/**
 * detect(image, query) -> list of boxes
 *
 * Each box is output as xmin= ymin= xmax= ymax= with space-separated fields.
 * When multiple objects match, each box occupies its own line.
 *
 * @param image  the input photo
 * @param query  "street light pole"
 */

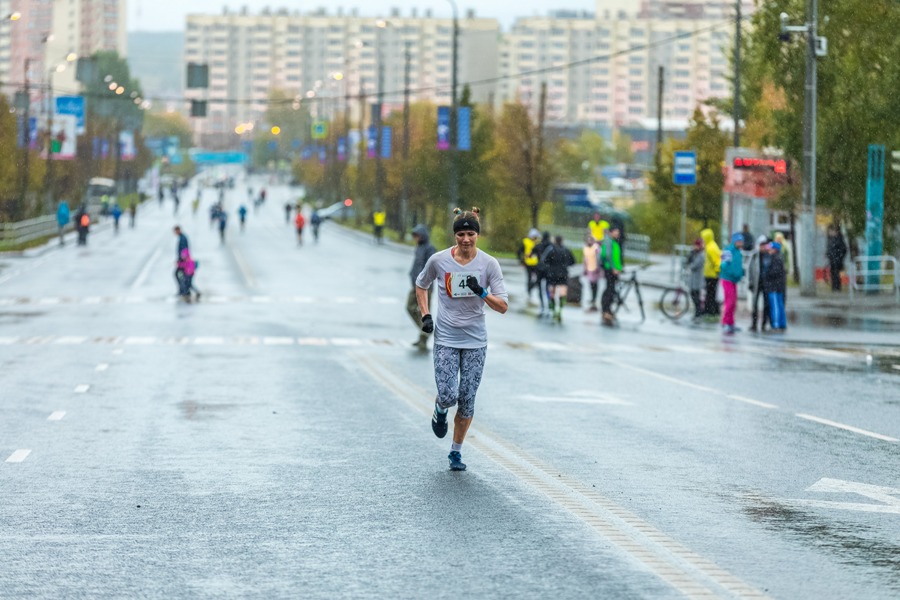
xmin=733 ymin=0 xmax=742 ymax=148
xmin=447 ymin=0 xmax=459 ymax=208
xmin=781 ymin=3 xmax=821 ymax=297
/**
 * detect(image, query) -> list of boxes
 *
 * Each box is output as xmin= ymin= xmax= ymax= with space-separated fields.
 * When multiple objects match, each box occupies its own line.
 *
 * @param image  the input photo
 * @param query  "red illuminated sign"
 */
xmin=733 ymin=157 xmax=788 ymax=174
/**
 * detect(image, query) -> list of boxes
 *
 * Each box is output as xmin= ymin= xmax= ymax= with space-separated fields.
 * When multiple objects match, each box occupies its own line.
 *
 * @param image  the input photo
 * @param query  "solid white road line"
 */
xmin=131 ymin=247 xmax=162 ymax=291
xmin=48 ymin=411 xmax=66 ymax=421
xmin=6 ymin=449 xmax=31 ymax=463
xmin=727 ymin=395 xmax=779 ymax=410
xmin=74 ymin=384 xmax=90 ymax=393
xmin=95 ymin=363 xmax=109 ymax=372
xmin=795 ymin=413 xmax=898 ymax=442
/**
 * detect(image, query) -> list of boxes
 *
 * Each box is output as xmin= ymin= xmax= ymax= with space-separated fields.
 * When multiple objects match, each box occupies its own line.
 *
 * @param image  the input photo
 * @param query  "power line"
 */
xmin=2 ymin=17 xmax=743 ymax=111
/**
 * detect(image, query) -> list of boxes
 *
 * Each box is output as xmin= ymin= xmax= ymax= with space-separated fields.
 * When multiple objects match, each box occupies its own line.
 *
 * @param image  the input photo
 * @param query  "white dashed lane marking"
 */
xmin=5 ymin=450 xmax=32 ymax=463
xmin=795 ymin=413 xmax=899 ymax=443
xmin=48 ymin=411 xmax=66 ymax=421
xmin=95 ymin=363 xmax=109 ymax=372
xmin=74 ymin=385 xmax=90 ymax=394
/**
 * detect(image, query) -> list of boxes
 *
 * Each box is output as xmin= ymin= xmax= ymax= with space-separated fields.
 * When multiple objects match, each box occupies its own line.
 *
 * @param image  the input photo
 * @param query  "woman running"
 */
xmin=415 ymin=208 xmax=508 ymax=471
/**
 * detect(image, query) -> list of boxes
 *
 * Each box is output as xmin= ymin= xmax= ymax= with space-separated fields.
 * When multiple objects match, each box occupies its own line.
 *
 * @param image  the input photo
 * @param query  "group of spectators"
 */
xmin=517 ymin=212 xmax=625 ymax=326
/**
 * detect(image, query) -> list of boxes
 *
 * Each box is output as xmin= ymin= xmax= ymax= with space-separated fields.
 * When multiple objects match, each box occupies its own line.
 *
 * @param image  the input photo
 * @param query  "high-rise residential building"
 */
xmin=183 ymin=7 xmax=499 ymax=148
xmin=498 ymin=6 xmax=751 ymax=129
xmin=3 ymin=0 xmax=127 ymax=99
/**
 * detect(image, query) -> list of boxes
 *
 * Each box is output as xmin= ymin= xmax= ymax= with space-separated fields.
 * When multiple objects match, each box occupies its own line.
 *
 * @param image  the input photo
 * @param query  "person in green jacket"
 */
xmin=600 ymin=225 xmax=623 ymax=327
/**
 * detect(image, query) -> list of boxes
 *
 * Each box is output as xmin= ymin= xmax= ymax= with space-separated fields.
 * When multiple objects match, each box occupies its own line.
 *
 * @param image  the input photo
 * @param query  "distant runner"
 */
xmin=416 ymin=208 xmax=509 ymax=471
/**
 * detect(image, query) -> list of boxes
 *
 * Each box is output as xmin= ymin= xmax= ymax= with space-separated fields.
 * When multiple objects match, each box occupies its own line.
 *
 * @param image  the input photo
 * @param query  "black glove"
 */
xmin=421 ymin=314 xmax=434 ymax=334
xmin=465 ymin=275 xmax=485 ymax=297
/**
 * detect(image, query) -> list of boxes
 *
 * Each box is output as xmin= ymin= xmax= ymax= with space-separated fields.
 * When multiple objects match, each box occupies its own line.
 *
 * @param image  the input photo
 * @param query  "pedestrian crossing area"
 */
xmin=0 ymin=334 xmax=866 ymax=362
xmin=0 ymin=295 xmax=401 ymax=307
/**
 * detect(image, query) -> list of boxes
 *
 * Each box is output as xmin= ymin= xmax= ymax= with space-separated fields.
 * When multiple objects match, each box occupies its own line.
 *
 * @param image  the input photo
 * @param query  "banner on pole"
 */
xmin=437 ymin=106 xmax=451 ymax=150
xmin=119 ymin=130 xmax=136 ymax=161
xmin=367 ymin=126 xmax=377 ymax=158
xmin=55 ymin=96 xmax=86 ymax=134
xmin=319 ymin=146 xmax=327 ymax=164
xmin=381 ymin=127 xmax=392 ymax=159
xmin=337 ymin=137 xmax=347 ymax=162
xmin=457 ymin=107 xmax=471 ymax=151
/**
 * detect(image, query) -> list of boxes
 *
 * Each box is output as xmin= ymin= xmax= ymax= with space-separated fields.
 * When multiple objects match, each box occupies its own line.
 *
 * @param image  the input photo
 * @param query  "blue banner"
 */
xmin=319 ymin=146 xmax=327 ymax=164
xmin=291 ymin=138 xmax=302 ymax=150
xmin=367 ymin=126 xmax=377 ymax=158
xmin=437 ymin=106 xmax=450 ymax=151
xmin=380 ymin=127 xmax=392 ymax=159
xmin=337 ymin=137 xmax=347 ymax=162
xmin=16 ymin=115 xmax=26 ymax=148
xmin=457 ymin=107 xmax=472 ymax=151
xmin=100 ymin=138 xmax=110 ymax=159
xmin=301 ymin=146 xmax=313 ymax=161
xmin=55 ymin=96 xmax=85 ymax=134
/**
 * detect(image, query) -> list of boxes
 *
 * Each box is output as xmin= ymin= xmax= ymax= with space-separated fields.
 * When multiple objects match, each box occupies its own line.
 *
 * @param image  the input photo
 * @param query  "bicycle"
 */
xmin=610 ymin=268 xmax=646 ymax=323
xmin=659 ymin=285 xmax=692 ymax=320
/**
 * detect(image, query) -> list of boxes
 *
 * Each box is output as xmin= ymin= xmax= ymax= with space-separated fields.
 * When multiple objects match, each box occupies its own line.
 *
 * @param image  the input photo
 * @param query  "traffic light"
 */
xmin=186 ymin=63 xmax=209 ymax=89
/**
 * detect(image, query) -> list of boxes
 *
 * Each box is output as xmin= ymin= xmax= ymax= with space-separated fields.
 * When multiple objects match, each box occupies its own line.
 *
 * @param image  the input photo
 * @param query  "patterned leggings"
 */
xmin=433 ymin=344 xmax=487 ymax=419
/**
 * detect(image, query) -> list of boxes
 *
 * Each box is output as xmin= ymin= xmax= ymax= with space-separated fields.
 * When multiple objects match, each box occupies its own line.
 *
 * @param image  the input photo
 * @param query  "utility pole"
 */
xmin=43 ymin=67 xmax=56 ymax=212
xmin=781 ymin=2 xmax=822 ymax=296
xmin=656 ymin=66 xmax=664 ymax=168
xmin=733 ymin=0 xmax=742 ymax=148
xmin=18 ymin=59 xmax=32 ymax=212
xmin=374 ymin=60 xmax=385 ymax=213
xmin=531 ymin=82 xmax=547 ymax=229
xmin=401 ymin=41 xmax=411 ymax=239
xmin=448 ymin=0 xmax=459 ymax=208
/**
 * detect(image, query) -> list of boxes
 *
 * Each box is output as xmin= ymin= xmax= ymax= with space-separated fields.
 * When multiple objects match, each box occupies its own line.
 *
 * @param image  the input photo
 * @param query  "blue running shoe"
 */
xmin=448 ymin=451 xmax=467 ymax=471
xmin=432 ymin=403 xmax=448 ymax=439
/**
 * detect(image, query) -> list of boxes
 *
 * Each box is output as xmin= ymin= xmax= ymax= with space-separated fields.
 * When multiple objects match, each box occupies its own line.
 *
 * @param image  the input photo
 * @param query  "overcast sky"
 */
xmin=128 ymin=0 xmax=597 ymax=31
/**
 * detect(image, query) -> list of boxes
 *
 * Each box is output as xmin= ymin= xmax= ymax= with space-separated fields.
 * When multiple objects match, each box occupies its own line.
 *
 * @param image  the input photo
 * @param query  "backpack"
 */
xmin=80 ymin=214 xmax=90 ymax=227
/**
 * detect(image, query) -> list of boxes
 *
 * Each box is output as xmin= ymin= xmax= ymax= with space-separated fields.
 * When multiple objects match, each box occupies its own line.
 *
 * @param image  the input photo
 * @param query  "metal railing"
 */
xmin=848 ymin=255 xmax=899 ymax=302
xmin=670 ymin=244 xmax=693 ymax=283
xmin=539 ymin=226 xmax=650 ymax=263
xmin=0 ymin=216 xmax=67 ymax=247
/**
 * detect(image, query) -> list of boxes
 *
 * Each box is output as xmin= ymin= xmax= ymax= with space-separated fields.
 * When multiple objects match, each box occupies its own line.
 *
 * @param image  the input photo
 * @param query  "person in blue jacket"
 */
xmin=720 ymin=233 xmax=745 ymax=334
xmin=56 ymin=200 xmax=70 ymax=245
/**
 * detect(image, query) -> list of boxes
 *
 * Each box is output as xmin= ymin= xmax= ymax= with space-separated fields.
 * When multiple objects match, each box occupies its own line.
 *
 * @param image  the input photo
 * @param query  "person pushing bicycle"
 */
xmin=600 ymin=225 xmax=623 ymax=327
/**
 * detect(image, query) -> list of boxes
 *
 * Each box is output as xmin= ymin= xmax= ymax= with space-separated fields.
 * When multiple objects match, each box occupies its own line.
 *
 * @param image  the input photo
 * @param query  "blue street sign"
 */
xmin=673 ymin=151 xmax=697 ymax=186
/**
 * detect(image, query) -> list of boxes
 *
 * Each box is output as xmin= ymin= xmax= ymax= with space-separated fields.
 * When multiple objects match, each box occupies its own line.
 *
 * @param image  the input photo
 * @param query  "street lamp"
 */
xmin=444 ymin=0 xmax=460 ymax=208
xmin=780 ymin=7 xmax=827 ymax=297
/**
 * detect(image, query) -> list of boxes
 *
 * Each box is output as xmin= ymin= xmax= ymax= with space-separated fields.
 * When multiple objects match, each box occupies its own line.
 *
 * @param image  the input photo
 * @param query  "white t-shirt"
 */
xmin=416 ymin=248 xmax=508 ymax=349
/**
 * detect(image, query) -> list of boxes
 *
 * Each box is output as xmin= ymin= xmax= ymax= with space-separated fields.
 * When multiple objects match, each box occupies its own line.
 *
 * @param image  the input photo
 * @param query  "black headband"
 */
xmin=453 ymin=217 xmax=480 ymax=234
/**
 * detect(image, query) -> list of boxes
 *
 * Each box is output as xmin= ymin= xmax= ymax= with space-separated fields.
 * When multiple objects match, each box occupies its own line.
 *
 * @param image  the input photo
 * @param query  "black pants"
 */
xmin=830 ymin=261 xmax=843 ymax=291
xmin=751 ymin=287 xmax=770 ymax=331
xmin=690 ymin=290 xmax=703 ymax=317
xmin=601 ymin=271 xmax=618 ymax=314
xmin=704 ymin=277 xmax=720 ymax=315
xmin=589 ymin=281 xmax=599 ymax=306
xmin=525 ymin=266 xmax=538 ymax=296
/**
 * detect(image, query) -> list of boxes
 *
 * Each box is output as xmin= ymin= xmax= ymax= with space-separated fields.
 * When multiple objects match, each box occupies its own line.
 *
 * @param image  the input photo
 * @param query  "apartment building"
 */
xmin=498 ymin=7 xmax=745 ymax=128
xmin=4 ymin=0 xmax=127 ymax=99
xmin=184 ymin=7 xmax=499 ymax=146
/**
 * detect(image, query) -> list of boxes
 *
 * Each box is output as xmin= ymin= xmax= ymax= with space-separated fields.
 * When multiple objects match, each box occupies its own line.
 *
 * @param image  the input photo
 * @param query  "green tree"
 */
xmin=645 ymin=108 xmax=729 ymax=247
xmin=489 ymin=101 xmax=555 ymax=243
xmin=738 ymin=0 xmax=900 ymax=233
xmin=555 ymin=130 xmax=612 ymax=186
xmin=143 ymin=111 xmax=193 ymax=147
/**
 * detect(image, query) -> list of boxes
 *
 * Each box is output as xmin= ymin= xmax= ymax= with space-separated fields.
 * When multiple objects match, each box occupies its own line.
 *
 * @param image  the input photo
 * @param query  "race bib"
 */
xmin=444 ymin=271 xmax=480 ymax=298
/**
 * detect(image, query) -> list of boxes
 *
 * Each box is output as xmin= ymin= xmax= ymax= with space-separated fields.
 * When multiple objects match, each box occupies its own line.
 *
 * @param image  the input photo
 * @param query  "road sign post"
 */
xmin=673 ymin=151 xmax=698 ymax=246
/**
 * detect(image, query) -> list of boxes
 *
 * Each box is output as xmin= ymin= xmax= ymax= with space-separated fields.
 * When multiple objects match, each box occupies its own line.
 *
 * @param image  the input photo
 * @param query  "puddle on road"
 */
xmin=791 ymin=311 xmax=900 ymax=333
xmin=177 ymin=400 xmax=238 ymax=420
xmin=742 ymin=494 xmax=900 ymax=579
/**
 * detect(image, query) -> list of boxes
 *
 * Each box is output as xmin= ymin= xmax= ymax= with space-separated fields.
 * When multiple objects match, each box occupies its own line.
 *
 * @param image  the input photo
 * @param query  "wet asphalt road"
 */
xmin=1 ymin=176 xmax=899 ymax=599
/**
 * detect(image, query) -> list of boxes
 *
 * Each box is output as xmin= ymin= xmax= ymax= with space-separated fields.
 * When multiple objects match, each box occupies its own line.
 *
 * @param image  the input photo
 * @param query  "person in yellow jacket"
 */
xmin=516 ymin=228 xmax=541 ymax=303
xmin=373 ymin=210 xmax=386 ymax=244
xmin=701 ymin=228 xmax=721 ymax=316
xmin=588 ymin=212 xmax=609 ymax=243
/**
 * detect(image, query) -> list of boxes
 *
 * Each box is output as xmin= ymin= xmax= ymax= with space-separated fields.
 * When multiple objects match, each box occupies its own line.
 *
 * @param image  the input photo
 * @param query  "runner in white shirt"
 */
xmin=415 ymin=208 xmax=509 ymax=471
